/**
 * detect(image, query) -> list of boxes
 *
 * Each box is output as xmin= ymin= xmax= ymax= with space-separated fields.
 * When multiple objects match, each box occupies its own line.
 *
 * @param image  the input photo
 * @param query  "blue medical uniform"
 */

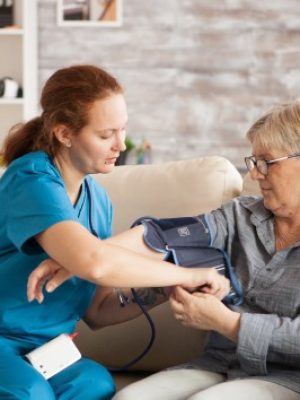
xmin=0 ymin=151 xmax=116 ymax=399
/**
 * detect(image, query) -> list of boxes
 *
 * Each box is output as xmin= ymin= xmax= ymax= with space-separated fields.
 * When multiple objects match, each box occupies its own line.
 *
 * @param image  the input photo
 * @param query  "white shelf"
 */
xmin=0 ymin=98 xmax=24 ymax=105
xmin=0 ymin=0 xmax=38 ymax=144
xmin=0 ymin=28 xmax=24 ymax=35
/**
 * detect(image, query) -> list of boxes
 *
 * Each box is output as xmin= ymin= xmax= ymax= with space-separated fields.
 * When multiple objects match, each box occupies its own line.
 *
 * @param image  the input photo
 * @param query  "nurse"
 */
xmin=0 ymin=65 xmax=229 ymax=400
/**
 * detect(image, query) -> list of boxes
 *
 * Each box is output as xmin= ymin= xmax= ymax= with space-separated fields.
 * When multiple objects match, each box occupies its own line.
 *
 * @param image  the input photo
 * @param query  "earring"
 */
xmin=64 ymin=141 xmax=72 ymax=148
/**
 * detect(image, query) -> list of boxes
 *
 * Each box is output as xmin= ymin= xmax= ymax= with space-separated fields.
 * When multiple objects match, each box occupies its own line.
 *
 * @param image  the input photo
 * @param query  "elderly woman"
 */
xmin=112 ymin=102 xmax=300 ymax=400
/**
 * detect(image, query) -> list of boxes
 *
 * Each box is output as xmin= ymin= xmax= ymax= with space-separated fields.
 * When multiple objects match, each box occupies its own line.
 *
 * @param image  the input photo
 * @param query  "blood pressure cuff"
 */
xmin=132 ymin=215 xmax=243 ymax=305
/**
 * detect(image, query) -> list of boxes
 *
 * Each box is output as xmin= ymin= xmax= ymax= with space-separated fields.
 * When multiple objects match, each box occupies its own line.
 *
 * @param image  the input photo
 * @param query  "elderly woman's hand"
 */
xmin=170 ymin=286 xmax=241 ymax=342
xmin=27 ymin=259 xmax=73 ymax=303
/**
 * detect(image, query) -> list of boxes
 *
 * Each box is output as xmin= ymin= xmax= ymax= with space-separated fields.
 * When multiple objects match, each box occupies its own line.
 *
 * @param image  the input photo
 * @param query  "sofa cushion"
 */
xmin=76 ymin=156 xmax=243 ymax=371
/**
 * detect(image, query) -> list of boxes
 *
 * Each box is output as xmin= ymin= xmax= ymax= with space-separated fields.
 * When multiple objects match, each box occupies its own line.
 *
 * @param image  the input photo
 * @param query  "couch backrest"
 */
xmin=92 ymin=156 xmax=243 ymax=234
xmin=241 ymin=172 xmax=260 ymax=196
xmin=76 ymin=156 xmax=243 ymax=371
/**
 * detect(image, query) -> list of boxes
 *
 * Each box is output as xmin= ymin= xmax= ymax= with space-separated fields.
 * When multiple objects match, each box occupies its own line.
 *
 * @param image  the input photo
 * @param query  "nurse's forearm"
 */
xmin=36 ymin=221 xmax=191 ymax=288
xmin=35 ymin=220 xmax=226 ymax=292
xmin=84 ymin=240 xmax=196 ymax=288
xmin=84 ymin=286 xmax=169 ymax=329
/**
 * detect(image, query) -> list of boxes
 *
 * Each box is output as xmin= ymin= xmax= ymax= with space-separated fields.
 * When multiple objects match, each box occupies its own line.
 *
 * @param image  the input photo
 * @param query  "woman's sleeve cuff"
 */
xmin=237 ymin=312 xmax=277 ymax=375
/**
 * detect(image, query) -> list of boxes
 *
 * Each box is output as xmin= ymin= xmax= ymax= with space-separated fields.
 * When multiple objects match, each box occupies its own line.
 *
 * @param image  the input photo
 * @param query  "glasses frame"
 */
xmin=244 ymin=153 xmax=300 ymax=176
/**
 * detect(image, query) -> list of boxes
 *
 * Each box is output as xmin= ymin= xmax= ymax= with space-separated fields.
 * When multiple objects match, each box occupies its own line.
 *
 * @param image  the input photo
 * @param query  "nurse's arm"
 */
xmin=28 ymin=223 xmax=165 ymax=302
xmin=83 ymin=286 xmax=170 ymax=329
xmin=34 ymin=220 xmax=209 ymax=290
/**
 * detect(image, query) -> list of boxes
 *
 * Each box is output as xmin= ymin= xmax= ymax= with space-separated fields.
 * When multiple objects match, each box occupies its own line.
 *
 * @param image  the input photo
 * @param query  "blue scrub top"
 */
xmin=0 ymin=151 xmax=113 ymax=347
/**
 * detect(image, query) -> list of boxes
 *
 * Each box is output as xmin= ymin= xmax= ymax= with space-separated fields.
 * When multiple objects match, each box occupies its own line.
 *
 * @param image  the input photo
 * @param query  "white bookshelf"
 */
xmin=0 ymin=0 xmax=38 ymax=145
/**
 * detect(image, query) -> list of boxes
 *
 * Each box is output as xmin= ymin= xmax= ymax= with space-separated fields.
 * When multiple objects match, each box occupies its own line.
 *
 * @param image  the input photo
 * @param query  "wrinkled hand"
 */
xmin=170 ymin=286 xmax=239 ymax=338
xmin=27 ymin=258 xmax=73 ymax=303
xmin=186 ymin=268 xmax=230 ymax=300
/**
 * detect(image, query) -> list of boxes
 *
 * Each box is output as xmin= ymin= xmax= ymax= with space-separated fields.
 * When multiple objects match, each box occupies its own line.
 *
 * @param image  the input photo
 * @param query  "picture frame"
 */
xmin=57 ymin=0 xmax=123 ymax=27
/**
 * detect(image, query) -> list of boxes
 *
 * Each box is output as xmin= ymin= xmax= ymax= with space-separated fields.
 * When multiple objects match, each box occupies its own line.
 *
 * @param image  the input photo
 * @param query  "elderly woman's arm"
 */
xmin=174 ymin=202 xmax=300 ymax=376
xmin=170 ymin=286 xmax=300 ymax=376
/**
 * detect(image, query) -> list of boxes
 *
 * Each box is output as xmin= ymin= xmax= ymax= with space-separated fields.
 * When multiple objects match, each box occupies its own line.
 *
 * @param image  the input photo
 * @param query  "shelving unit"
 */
xmin=0 ymin=0 xmax=37 ymax=145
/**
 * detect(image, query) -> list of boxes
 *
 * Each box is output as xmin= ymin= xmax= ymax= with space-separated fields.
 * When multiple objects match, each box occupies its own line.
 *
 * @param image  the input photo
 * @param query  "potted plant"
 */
xmin=116 ymin=136 xmax=135 ymax=165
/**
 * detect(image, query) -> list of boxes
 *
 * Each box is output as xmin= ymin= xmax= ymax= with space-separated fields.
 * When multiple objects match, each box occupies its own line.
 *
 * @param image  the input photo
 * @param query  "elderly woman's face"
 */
xmin=251 ymin=144 xmax=300 ymax=217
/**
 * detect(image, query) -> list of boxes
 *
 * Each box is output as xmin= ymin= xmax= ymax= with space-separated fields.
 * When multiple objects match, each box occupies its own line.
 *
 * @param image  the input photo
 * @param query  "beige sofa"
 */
xmin=75 ymin=156 xmax=258 ymax=392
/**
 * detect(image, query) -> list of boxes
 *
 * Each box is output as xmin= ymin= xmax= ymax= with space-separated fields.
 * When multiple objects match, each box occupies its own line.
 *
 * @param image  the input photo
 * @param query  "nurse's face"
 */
xmin=68 ymin=93 xmax=128 ymax=175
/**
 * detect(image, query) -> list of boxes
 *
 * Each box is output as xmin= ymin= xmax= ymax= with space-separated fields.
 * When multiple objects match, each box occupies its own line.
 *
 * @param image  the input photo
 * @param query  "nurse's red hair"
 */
xmin=1 ymin=64 xmax=123 ymax=165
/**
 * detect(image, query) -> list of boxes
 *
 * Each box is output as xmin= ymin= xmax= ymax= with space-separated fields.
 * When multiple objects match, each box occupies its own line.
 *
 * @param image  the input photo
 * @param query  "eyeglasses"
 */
xmin=244 ymin=153 xmax=300 ymax=176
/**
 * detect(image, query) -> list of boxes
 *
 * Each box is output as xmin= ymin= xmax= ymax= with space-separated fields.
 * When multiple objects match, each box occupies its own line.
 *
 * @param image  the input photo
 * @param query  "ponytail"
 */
xmin=2 ymin=117 xmax=45 ymax=166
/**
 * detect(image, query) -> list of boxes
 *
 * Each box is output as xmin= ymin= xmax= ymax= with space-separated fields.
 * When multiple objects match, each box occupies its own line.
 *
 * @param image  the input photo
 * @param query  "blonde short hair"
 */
xmin=247 ymin=102 xmax=300 ymax=154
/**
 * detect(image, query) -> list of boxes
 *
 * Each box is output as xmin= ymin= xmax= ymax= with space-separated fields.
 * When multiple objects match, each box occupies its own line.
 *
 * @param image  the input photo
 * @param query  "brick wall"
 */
xmin=39 ymin=0 xmax=300 ymax=169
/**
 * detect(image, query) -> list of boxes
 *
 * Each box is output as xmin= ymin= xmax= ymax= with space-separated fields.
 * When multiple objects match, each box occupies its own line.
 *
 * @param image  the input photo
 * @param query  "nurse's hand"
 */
xmin=27 ymin=258 xmax=73 ymax=303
